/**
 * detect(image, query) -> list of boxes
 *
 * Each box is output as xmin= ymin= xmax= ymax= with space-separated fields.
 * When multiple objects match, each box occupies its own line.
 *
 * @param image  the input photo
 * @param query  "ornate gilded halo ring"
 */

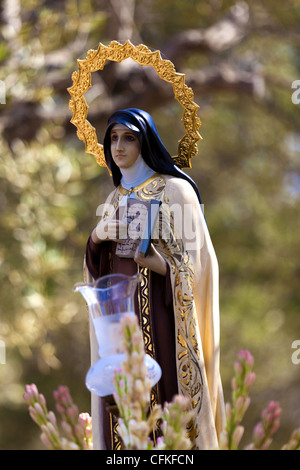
xmin=68 ymin=40 xmax=202 ymax=170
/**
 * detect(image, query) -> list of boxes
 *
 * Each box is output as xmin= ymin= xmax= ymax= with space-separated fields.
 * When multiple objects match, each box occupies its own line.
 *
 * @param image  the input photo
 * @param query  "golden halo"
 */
xmin=68 ymin=40 xmax=202 ymax=169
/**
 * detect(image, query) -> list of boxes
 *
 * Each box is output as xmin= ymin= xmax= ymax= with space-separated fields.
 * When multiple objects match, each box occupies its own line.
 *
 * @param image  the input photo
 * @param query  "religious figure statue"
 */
xmin=84 ymin=108 xmax=225 ymax=450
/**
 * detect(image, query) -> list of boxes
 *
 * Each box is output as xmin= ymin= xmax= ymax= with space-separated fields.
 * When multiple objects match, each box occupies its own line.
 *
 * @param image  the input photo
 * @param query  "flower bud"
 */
xmin=33 ymin=402 xmax=45 ymax=417
xmin=47 ymin=411 xmax=57 ymax=426
xmin=244 ymin=372 xmax=256 ymax=389
xmin=231 ymin=425 xmax=244 ymax=449
xmin=237 ymin=350 xmax=254 ymax=368
xmin=219 ymin=430 xmax=229 ymax=450
xmin=225 ymin=402 xmax=233 ymax=421
xmin=253 ymin=422 xmax=265 ymax=445
xmin=234 ymin=360 xmax=243 ymax=375
xmin=40 ymin=433 xmax=52 ymax=449
xmin=25 ymin=383 xmax=39 ymax=399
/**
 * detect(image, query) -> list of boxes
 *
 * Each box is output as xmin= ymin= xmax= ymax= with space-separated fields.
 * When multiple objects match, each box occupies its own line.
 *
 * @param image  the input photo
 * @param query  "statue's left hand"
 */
xmin=134 ymin=243 xmax=167 ymax=276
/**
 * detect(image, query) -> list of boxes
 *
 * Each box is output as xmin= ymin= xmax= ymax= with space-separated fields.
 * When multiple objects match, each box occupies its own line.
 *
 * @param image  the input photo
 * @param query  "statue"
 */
xmin=69 ymin=41 xmax=225 ymax=450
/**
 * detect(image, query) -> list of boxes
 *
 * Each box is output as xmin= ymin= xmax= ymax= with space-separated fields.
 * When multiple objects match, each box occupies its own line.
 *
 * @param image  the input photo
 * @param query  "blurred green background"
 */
xmin=0 ymin=0 xmax=299 ymax=450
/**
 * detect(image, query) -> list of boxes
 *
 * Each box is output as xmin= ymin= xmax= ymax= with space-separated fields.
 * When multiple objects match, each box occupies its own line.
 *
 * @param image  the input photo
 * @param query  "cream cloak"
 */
xmin=84 ymin=173 xmax=225 ymax=450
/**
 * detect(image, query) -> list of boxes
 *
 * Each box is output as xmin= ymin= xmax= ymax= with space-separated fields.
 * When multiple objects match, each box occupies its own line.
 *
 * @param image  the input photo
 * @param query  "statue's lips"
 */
xmin=115 ymin=154 xmax=126 ymax=160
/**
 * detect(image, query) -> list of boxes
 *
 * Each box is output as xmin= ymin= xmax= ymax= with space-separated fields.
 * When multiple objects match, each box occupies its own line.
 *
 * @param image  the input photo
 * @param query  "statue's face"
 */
xmin=110 ymin=124 xmax=141 ymax=170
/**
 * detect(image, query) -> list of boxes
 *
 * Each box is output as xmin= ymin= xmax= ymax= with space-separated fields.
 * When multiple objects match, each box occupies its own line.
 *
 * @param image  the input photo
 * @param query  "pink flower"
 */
xmin=225 ymin=402 xmax=233 ymax=422
xmin=234 ymin=360 xmax=243 ymax=375
xmin=235 ymin=396 xmax=250 ymax=421
xmin=282 ymin=427 xmax=300 ymax=450
xmin=220 ymin=350 xmax=256 ymax=450
xmin=237 ymin=350 xmax=254 ymax=368
xmin=231 ymin=426 xmax=244 ymax=449
xmin=24 ymin=383 xmax=93 ymax=450
xmin=248 ymin=401 xmax=282 ymax=450
xmin=24 ymin=383 xmax=39 ymax=399
xmin=79 ymin=412 xmax=91 ymax=425
xmin=253 ymin=422 xmax=265 ymax=442
xmin=244 ymin=372 xmax=256 ymax=389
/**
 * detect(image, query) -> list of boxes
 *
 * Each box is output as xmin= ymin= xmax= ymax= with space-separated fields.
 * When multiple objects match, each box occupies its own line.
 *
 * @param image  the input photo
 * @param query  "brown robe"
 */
xmin=85 ymin=237 xmax=178 ymax=449
xmin=84 ymin=173 xmax=225 ymax=450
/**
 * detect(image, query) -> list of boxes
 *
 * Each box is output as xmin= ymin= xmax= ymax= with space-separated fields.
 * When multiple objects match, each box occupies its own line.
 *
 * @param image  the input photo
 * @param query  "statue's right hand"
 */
xmin=91 ymin=219 xmax=128 ymax=244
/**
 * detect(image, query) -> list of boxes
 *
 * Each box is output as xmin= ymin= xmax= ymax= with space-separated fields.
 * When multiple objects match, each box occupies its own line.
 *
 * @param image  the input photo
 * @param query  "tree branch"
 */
xmin=161 ymin=2 xmax=250 ymax=64
xmin=0 ymin=1 xmax=294 ymax=146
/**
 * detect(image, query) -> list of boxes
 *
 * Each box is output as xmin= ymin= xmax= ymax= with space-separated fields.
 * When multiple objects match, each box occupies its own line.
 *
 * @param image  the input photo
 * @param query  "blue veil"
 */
xmin=103 ymin=108 xmax=202 ymax=204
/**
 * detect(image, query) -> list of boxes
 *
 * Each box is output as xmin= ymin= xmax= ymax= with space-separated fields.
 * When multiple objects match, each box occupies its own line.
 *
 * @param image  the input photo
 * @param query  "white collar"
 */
xmin=120 ymin=154 xmax=155 ymax=190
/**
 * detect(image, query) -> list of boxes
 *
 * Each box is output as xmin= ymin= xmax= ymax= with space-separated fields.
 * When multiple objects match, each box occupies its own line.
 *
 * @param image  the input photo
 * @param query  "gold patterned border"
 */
xmin=67 ymin=40 xmax=202 ymax=169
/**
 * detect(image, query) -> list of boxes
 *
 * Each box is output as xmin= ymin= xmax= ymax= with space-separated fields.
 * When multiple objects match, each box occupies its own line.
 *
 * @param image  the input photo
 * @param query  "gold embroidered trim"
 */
xmin=119 ymin=173 xmax=160 ymax=195
xmin=137 ymin=266 xmax=159 ymax=409
xmin=155 ymin=192 xmax=204 ymax=447
xmin=137 ymin=265 xmax=161 ymax=445
xmin=110 ymin=413 xmax=123 ymax=450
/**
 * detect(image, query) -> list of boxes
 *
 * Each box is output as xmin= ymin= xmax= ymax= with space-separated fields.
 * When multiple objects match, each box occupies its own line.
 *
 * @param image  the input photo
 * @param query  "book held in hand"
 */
xmin=115 ymin=198 xmax=162 ymax=258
